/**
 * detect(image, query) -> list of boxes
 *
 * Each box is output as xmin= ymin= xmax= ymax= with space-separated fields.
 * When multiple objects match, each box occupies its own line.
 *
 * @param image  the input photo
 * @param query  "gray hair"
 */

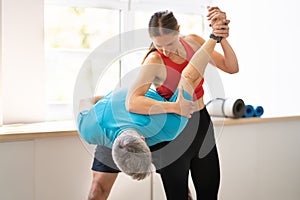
xmin=112 ymin=131 xmax=152 ymax=180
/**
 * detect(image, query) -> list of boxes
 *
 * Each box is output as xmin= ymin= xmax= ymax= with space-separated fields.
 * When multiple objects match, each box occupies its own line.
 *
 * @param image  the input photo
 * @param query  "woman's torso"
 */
xmin=153 ymin=35 xmax=205 ymax=111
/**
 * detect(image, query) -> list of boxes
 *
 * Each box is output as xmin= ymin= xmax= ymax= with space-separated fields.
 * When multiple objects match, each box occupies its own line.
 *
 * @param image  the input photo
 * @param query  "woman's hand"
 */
xmin=212 ymin=19 xmax=230 ymax=38
xmin=207 ymin=6 xmax=226 ymax=26
xmin=175 ymin=87 xmax=195 ymax=118
xmin=207 ymin=6 xmax=230 ymax=38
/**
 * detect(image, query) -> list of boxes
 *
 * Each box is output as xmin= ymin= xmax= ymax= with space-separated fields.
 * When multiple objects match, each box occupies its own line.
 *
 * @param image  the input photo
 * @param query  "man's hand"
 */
xmin=79 ymin=98 xmax=95 ymax=112
xmin=79 ymin=96 xmax=104 ymax=112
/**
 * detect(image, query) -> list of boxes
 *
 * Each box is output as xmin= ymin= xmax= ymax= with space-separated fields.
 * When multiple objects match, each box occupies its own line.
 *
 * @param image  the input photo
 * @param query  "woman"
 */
xmin=87 ymin=7 xmax=238 ymax=200
xmin=126 ymin=7 xmax=238 ymax=200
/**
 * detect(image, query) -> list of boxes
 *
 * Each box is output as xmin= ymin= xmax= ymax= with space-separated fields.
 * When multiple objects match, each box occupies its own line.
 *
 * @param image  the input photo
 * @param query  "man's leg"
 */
xmin=89 ymin=145 xmax=121 ymax=200
xmin=88 ymin=171 xmax=118 ymax=200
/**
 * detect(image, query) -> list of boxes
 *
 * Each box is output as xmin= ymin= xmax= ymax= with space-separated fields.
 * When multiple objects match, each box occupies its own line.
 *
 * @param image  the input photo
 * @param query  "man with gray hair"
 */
xmin=112 ymin=130 xmax=152 ymax=180
xmin=77 ymin=35 xmax=219 ymax=180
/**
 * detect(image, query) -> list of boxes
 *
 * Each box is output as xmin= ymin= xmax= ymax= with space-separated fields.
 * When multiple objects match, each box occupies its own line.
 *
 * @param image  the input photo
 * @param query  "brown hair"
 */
xmin=142 ymin=11 xmax=179 ymax=63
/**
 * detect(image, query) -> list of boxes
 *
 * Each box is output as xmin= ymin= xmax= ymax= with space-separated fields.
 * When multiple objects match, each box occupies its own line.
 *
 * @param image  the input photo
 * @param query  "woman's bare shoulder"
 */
xmin=144 ymin=51 xmax=164 ymax=65
xmin=142 ymin=51 xmax=166 ymax=82
xmin=182 ymin=34 xmax=206 ymax=49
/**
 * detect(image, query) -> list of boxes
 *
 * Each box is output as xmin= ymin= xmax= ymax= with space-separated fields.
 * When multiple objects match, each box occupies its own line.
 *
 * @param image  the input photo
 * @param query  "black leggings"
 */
xmin=150 ymin=107 xmax=220 ymax=200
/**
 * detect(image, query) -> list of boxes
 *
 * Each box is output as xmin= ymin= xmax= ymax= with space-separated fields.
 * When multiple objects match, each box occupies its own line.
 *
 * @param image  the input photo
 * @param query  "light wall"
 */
xmin=0 ymin=0 xmax=45 ymax=124
xmin=0 ymin=136 xmax=152 ymax=200
xmin=215 ymin=0 xmax=300 ymax=117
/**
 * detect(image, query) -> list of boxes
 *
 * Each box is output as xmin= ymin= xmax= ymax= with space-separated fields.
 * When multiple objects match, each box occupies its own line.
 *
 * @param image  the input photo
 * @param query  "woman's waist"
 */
xmin=193 ymin=97 xmax=205 ymax=112
xmin=156 ymin=81 xmax=204 ymax=100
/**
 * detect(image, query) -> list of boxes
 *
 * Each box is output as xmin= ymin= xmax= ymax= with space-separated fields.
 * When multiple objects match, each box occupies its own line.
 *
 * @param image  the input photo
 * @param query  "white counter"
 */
xmin=1 ymin=116 xmax=300 ymax=200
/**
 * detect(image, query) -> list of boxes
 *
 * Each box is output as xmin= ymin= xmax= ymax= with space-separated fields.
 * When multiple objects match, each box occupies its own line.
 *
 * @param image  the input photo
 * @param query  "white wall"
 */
xmin=129 ymin=0 xmax=300 ymax=117
xmin=0 ymin=141 xmax=35 ymax=199
xmin=217 ymin=119 xmax=300 ymax=200
xmin=214 ymin=0 xmax=300 ymax=117
xmin=152 ymin=118 xmax=300 ymax=200
xmin=1 ymin=0 xmax=45 ymax=124
xmin=0 ymin=136 xmax=151 ymax=200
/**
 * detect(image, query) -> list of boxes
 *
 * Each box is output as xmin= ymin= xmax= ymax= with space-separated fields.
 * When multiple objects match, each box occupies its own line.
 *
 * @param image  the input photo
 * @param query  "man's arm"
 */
xmin=79 ymin=95 xmax=104 ymax=112
xmin=179 ymin=38 xmax=217 ymax=96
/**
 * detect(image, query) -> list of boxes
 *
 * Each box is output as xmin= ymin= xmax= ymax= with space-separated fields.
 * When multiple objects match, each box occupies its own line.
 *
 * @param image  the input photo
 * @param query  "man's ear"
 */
xmin=178 ymin=25 xmax=181 ymax=32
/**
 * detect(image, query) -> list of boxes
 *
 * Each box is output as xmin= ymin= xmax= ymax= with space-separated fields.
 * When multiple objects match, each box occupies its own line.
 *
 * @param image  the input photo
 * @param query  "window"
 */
xmin=0 ymin=0 xmax=214 ymax=124
xmin=134 ymin=11 xmax=204 ymax=35
xmin=44 ymin=4 xmax=206 ymax=121
xmin=44 ymin=5 xmax=120 ymax=120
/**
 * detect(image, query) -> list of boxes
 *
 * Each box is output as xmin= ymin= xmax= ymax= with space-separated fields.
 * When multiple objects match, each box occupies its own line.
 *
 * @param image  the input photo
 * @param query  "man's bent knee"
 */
xmin=88 ymin=182 xmax=109 ymax=200
xmin=88 ymin=171 xmax=118 ymax=200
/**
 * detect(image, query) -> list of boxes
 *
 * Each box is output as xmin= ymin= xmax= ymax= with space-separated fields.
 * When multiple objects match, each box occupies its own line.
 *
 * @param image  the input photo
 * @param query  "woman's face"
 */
xmin=151 ymin=33 xmax=180 ymax=57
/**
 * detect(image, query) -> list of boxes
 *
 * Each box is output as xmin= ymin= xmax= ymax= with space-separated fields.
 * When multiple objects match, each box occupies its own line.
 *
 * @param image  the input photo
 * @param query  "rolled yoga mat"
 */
xmin=243 ymin=105 xmax=255 ymax=118
xmin=206 ymin=98 xmax=246 ymax=118
xmin=243 ymin=105 xmax=264 ymax=117
xmin=254 ymin=106 xmax=264 ymax=117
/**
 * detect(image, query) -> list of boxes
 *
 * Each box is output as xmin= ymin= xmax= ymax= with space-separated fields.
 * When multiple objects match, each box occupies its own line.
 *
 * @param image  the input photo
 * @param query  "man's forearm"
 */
xmin=79 ymin=96 xmax=104 ymax=112
xmin=94 ymin=95 xmax=104 ymax=103
xmin=79 ymin=98 xmax=95 ymax=112
xmin=181 ymin=38 xmax=217 ymax=85
xmin=189 ymin=38 xmax=217 ymax=76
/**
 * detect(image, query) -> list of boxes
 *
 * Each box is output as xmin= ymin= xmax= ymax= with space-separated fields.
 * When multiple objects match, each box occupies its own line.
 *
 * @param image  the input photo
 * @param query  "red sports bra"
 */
xmin=156 ymin=37 xmax=204 ymax=100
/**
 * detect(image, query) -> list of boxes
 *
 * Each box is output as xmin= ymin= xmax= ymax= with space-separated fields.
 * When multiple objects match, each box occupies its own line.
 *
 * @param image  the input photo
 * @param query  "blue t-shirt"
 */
xmin=77 ymin=88 xmax=191 ymax=148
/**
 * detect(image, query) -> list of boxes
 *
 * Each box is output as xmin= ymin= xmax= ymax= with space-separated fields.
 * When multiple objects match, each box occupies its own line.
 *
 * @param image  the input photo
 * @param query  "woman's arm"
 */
xmin=127 ymin=38 xmax=218 ymax=117
xmin=126 ymin=53 xmax=194 ymax=117
xmin=188 ymin=34 xmax=239 ymax=74
xmin=216 ymin=38 xmax=239 ymax=73
xmin=186 ymin=7 xmax=239 ymax=74
xmin=208 ymin=6 xmax=239 ymax=73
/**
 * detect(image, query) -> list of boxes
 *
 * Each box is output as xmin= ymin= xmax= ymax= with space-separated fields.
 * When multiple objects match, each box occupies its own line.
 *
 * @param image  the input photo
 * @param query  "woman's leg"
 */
xmin=158 ymin=153 xmax=190 ymax=200
xmin=151 ymin=111 xmax=201 ymax=200
xmin=190 ymin=146 xmax=220 ymax=200
xmin=190 ymin=110 xmax=220 ymax=200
